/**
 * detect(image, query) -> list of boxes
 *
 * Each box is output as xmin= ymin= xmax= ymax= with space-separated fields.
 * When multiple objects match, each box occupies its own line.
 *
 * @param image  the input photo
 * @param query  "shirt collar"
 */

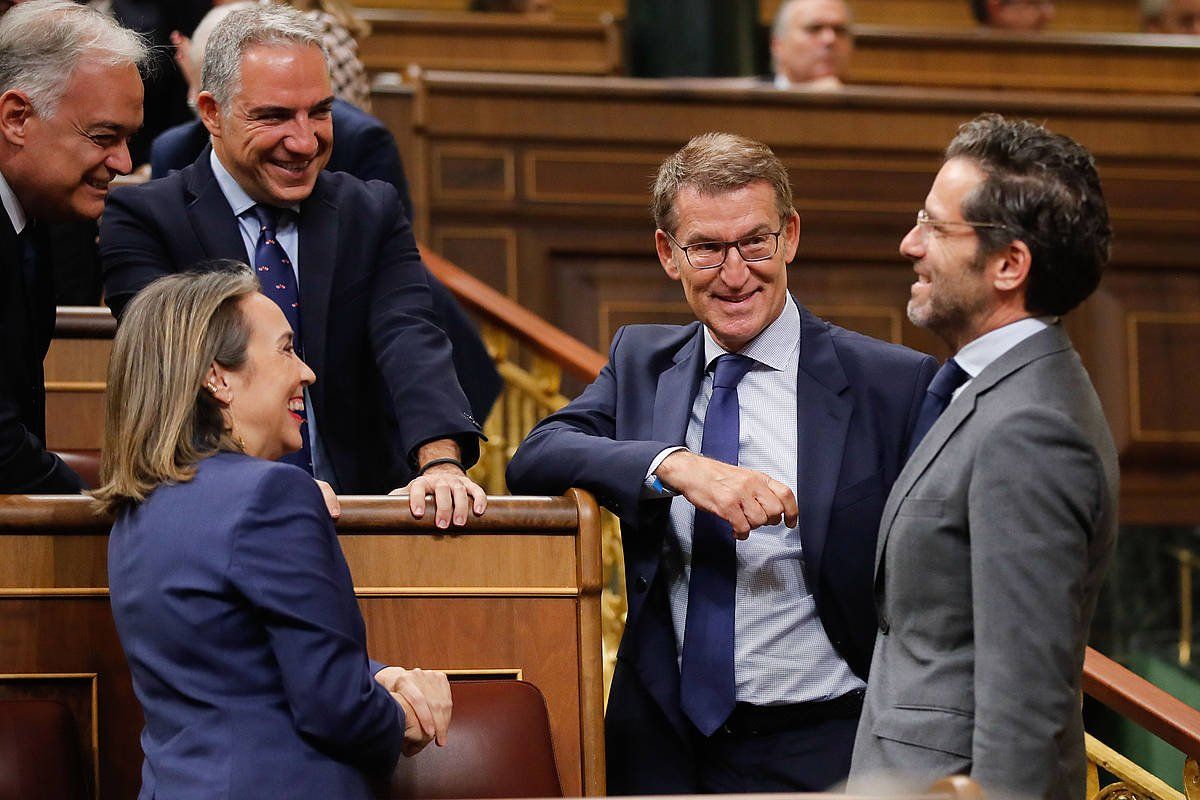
xmin=209 ymin=149 xmax=301 ymax=218
xmin=954 ymin=316 xmax=1056 ymax=378
xmin=0 ymin=168 xmax=28 ymax=235
xmin=702 ymin=293 xmax=799 ymax=373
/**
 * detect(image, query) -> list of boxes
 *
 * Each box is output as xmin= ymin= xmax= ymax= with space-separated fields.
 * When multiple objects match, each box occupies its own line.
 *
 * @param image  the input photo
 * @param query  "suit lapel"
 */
xmin=295 ymin=176 xmax=338 ymax=417
xmin=184 ymin=149 xmax=248 ymax=260
xmin=650 ymin=327 xmax=705 ymax=446
xmin=794 ymin=304 xmax=852 ymax=591
xmin=873 ymin=324 xmax=1075 ymax=573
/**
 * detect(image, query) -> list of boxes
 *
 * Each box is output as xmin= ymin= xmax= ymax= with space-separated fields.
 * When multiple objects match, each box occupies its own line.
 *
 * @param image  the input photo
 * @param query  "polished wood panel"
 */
xmin=388 ymin=71 xmax=1200 ymax=522
xmin=361 ymin=0 xmax=1141 ymax=31
xmin=359 ymin=9 xmax=620 ymax=77
xmin=850 ymin=27 xmax=1200 ymax=95
xmin=0 ymin=492 xmax=604 ymax=798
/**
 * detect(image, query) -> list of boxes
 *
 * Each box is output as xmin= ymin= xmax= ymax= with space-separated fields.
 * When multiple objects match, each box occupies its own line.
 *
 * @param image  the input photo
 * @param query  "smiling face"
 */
xmin=771 ymin=0 xmax=854 ymax=85
xmin=656 ymin=181 xmax=800 ymax=353
xmin=901 ymin=158 xmax=999 ymax=349
xmin=219 ymin=292 xmax=316 ymax=462
xmin=200 ymin=43 xmax=333 ymax=207
xmin=0 ymin=57 xmax=143 ymax=221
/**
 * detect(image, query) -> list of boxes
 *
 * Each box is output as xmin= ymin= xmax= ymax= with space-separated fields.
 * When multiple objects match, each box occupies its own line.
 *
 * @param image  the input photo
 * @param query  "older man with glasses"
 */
xmin=971 ymin=0 xmax=1056 ymax=30
xmin=507 ymin=132 xmax=936 ymax=795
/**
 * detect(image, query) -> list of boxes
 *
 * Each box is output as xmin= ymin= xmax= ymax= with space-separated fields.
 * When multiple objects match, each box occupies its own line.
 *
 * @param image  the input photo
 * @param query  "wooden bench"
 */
xmin=0 ymin=491 xmax=604 ymax=798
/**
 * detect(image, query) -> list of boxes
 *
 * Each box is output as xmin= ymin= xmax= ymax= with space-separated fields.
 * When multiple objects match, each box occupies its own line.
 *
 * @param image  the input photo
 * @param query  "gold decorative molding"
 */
xmin=44 ymin=382 xmax=106 ymax=393
xmin=525 ymin=150 xmax=663 ymax=205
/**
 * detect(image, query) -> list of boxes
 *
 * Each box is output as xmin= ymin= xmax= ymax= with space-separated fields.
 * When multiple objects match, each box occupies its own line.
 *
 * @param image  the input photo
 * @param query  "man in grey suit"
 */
xmin=848 ymin=114 xmax=1119 ymax=800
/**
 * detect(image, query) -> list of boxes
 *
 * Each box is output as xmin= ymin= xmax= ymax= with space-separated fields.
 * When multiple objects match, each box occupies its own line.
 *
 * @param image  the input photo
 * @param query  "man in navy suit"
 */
xmin=0 ymin=0 xmax=147 ymax=492
xmin=100 ymin=5 xmax=483 ymax=515
xmin=507 ymin=133 xmax=937 ymax=794
xmin=146 ymin=1 xmax=500 ymax=426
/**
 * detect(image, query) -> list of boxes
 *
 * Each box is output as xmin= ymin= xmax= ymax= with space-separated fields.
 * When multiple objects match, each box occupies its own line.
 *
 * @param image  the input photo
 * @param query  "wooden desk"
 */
xmin=360 ymin=0 xmax=1142 ymax=32
xmin=0 ymin=492 xmax=605 ymax=798
xmin=359 ymin=8 xmax=620 ymax=77
xmin=851 ymin=26 xmax=1200 ymax=95
xmin=381 ymin=71 xmax=1200 ymax=521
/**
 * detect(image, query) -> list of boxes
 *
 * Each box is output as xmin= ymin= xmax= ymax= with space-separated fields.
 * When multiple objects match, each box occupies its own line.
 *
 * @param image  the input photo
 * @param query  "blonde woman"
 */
xmin=95 ymin=265 xmax=450 ymax=799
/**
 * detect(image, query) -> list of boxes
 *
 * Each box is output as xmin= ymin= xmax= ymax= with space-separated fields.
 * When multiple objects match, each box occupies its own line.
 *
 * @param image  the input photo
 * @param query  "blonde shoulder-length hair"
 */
xmin=91 ymin=264 xmax=259 ymax=515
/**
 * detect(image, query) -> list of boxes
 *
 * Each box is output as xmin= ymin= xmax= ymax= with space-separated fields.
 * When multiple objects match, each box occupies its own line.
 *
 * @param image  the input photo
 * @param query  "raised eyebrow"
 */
xmin=310 ymin=96 xmax=335 ymax=113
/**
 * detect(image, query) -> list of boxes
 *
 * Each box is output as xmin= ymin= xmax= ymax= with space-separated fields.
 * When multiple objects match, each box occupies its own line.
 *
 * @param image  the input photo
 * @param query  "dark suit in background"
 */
xmin=507 ymin=303 xmax=936 ymax=793
xmin=0 ymin=213 xmax=83 ymax=492
xmin=109 ymin=452 xmax=404 ymax=799
xmin=100 ymin=152 xmax=481 ymax=493
xmin=148 ymin=102 xmax=501 ymax=423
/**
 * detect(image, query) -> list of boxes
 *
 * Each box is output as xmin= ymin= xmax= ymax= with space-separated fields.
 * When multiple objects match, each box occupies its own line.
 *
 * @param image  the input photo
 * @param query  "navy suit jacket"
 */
xmin=147 ymin=111 xmax=501 ymax=426
xmin=0 ymin=211 xmax=83 ymax=493
xmin=109 ymin=453 xmax=404 ymax=799
xmin=507 ymin=305 xmax=936 ymax=787
xmin=99 ymin=152 xmax=481 ymax=493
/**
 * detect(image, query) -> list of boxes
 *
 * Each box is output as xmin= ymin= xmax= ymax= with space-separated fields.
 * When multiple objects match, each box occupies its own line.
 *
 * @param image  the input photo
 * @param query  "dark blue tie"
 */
xmin=249 ymin=205 xmax=312 ymax=473
xmin=905 ymin=358 xmax=970 ymax=460
xmin=679 ymin=353 xmax=756 ymax=736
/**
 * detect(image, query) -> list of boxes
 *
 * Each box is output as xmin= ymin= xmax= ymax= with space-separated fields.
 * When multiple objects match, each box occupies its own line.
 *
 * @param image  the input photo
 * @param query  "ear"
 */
xmin=204 ymin=362 xmax=234 ymax=406
xmin=656 ymin=229 xmax=682 ymax=281
xmin=992 ymin=238 xmax=1032 ymax=295
xmin=781 ymin=209 xmax=801 ymax=263
xmin=196 ymin=91 xmax=223 ymax=140
xmin=0 ymin=90 xmax=34 ymax=147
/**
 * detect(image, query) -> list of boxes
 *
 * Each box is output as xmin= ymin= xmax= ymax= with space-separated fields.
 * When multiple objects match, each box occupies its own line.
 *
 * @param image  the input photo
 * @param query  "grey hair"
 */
xmin=771 ymin=0 xmax=853 ymax=39
xmin=0 ymin=0 xmax=149 ymax=118
xmin=189 ymin=1 xmax=257 ymax=76
xmin=201 ymin=5 xmax=327 ymax=110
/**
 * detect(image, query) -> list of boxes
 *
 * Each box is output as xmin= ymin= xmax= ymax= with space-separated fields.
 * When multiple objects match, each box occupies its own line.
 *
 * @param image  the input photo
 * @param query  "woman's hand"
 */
xmin=314 ymin=479 xmax=341 ymax=520
xmin=375 ymin=667 xmax=452 ymax=755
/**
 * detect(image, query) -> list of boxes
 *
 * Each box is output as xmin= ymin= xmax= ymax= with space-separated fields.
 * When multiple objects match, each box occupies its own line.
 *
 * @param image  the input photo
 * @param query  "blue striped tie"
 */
xmin=249 ymin=205 xmax=312 ymax=474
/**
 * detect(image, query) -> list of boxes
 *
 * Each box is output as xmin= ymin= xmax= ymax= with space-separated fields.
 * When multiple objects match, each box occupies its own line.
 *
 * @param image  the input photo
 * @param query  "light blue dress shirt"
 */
xmin=656 ymin=294 xmax=865 ymax=705
xmin=210 ymin=151 xmax=333 ymax=484
xmin=950 ymin=315 xmax=1054 ymax=403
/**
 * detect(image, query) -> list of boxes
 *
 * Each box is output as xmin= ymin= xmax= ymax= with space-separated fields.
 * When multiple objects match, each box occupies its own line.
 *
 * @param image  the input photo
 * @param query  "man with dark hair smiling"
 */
xmin=849 ymin=114 xmax=1118 ymax=800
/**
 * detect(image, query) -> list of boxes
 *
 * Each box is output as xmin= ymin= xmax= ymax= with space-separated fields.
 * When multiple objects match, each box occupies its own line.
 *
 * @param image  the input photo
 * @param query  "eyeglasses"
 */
xmin=664 ymin=226 xmax=785 ymax=269
xmin=915 ymin=209 xmax=1008 ymax=237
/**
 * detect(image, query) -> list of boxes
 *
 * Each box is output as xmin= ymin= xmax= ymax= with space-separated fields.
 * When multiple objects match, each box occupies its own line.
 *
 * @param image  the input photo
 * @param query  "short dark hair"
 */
xmin=946 ymin=113 xmax=1111 ymax=316
xmin=969 ymin=0 xmax=990 ymax=23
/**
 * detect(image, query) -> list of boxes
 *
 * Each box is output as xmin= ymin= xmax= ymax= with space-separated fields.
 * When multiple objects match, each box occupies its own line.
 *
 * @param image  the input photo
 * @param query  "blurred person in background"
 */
xmin=970 ymin=0 xmax=1056 ymax=30
xmin=770 ymin=0 xmax=854 ymax=89
xmin=1143 ymin=0 xmax=1200 ymax=33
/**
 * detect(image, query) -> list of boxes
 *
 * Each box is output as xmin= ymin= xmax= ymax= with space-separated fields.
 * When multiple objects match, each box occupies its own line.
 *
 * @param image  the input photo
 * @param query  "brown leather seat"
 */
xmin=54 ymin=449 xmax=101 ymax=490
xmin=0 ymin=699 xmax=88 ymax=800
xmin=388 ymin=679 xmax=563 ymax=799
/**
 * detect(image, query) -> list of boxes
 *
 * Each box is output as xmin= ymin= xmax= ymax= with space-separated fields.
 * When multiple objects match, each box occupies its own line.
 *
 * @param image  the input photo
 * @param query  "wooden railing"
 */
xmin=1084 ymin=649 xmax=1200 ymax=800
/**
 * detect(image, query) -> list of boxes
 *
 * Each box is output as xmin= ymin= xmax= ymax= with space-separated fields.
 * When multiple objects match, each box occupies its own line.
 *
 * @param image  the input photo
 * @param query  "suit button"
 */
xmin=879 ymin=616 xmax=890 ymax=634
xmin=634 ymin=576 xmax=648 ymax=593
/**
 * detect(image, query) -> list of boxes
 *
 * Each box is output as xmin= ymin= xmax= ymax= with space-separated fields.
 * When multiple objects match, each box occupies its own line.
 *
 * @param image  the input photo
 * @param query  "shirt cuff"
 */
xmin=641 ymin=446 xmax=688 ymax=498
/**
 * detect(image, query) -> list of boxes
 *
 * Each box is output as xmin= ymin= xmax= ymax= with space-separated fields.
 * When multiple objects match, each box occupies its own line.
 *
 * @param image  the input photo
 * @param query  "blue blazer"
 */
xmin=108 ymin=453 xmax=404 ymax=799
xmin=506 ymin=304 xmax=936 ymax=790
xmin=99 ymin=152 xmax=482 ymax=493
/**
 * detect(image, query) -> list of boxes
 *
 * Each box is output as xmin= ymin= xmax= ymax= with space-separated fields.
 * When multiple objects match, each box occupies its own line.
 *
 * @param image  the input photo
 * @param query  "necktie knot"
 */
xmin=711 ymin=353 xmax=755 ymax=389
xmin=928 ymin=358 xmax=970 ymax=402
xmin=250 ymin=204 xmax=283 ymax=237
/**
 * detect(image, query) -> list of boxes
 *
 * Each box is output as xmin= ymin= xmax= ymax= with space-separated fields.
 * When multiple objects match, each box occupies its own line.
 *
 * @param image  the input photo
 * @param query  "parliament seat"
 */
xmin=0 ymin=699 xmax=88 ymax=800
xmin=54 ymin=449 xmax=101 ymax=490
xmin=388 ymin=679 xmax=563 ymax=799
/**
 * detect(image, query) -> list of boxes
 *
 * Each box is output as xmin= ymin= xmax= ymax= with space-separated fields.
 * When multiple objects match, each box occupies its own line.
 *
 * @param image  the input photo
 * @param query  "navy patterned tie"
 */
xmin=679 ymin=353 xmax=756 ymax=736
xmin=249 ymin=205 xmax=312 ymax=473
xmin=905 ymin=358 xmax=970 ymax=460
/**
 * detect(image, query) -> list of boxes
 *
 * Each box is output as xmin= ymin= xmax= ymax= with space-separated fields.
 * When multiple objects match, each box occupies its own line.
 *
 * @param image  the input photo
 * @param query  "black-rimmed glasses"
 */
xmin=664 ymin=226 xmax=785 ymax=269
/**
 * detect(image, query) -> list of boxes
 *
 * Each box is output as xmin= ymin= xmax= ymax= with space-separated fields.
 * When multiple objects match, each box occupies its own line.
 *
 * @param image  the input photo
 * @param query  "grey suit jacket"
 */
xmin=849 ymin=324 xmax=1118 ymax=800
